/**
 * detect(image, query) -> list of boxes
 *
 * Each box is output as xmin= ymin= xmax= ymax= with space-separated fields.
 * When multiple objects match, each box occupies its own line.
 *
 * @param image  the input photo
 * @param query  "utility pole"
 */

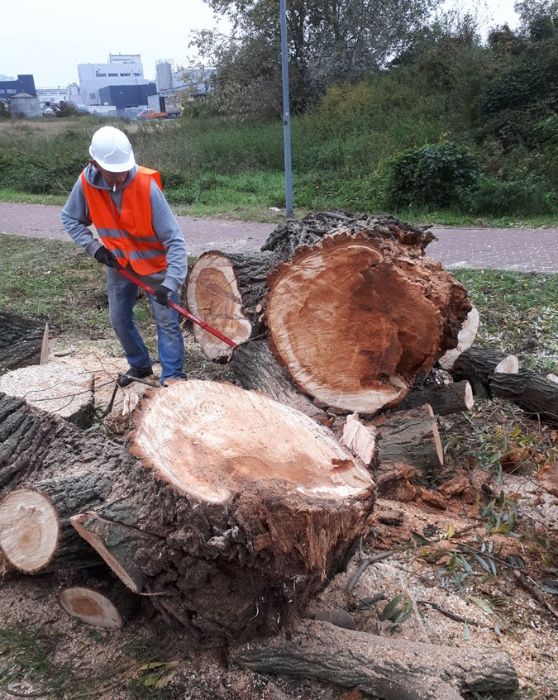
xmin=279 ymin=0 xmax=294 ymax=218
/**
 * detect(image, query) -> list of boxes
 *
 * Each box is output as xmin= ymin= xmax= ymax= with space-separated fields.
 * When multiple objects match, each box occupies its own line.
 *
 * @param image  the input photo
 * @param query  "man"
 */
xmin=61 ymin=125 xmax=187 ymax=385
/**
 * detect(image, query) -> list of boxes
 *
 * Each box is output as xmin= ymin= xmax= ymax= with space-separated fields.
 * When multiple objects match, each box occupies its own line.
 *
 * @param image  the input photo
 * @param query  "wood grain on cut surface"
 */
xmin=130 ymin=380 xmax=371 ymax=504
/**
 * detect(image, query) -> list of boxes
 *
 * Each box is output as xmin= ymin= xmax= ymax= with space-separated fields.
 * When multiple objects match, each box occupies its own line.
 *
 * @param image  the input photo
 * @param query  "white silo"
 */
xmin=156 ymin=61 xmax=173 ymax=92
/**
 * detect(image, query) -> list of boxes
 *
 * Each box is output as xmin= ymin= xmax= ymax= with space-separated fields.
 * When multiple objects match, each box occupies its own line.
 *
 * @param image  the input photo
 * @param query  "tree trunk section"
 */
xmin=187 ymin=215 xmax=471 ymax=415
xmin=230 ymin=618 xmax=518 ymax=700
xmin=397 ymin=380 xmax=474 ymax=415
xmin=58 ymin=573 xmax=139 ymax=629
xmin=186 ymin=250 xmax=280 ymax=361
xmin=0 ymin=362 xmax=94 ymax=428
xmin=0 ymin=312 xmax=45 ymax=374
xmin=0 ymin=383 xmax=375 ymax=644
xmin=451 ymin=347 xmax=519 ymax=398
xmin=372 ymin=405 xmax=444 ymax=479
xmin=490 ymin=371 xmax=558 ymax=424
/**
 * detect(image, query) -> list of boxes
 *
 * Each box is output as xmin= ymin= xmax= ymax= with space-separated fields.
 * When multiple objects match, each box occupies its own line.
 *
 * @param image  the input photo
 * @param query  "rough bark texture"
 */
xmin=372 ymin=405 xmax=443 ymax=480
xmin=0 ymin=383 xmax=375 ymax=645
xmin=396 ymin=380 xmax=474 ymax=415
xmin=0 ymin=312 xmax=45 ymax=375
xmin=261 ymin=211 xmax=436 ymax=258
xmin=230 ymin=618 xmax=518 ymax=700
xmin=490 ymin=371 xmax=558 ymax=424
xmin=229 ymin=341 xmax=326 ymax=421
xmin=451 ymin=347 xmax=519 ymax=398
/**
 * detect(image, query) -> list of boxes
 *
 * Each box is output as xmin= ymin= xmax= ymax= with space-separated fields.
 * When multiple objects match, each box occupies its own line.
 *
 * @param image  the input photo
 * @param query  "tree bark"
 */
xmin=0 ymin=382 xmax=375 ymax=644
xmin=0 ymin=312 xmax=45 ymax=374
xmin=188 ymin=215 xmax=471 ymax=415
xmin=450 ymin=347 xmax=519 ymax=399
xmin=490 ymin=371 xmax=558 ymax=424
xmin=372 ymin=405 xmax=444 ymax=479
xmin=230 ymin=618 xmax=518 ymax=700
xmin=396 ymin=380 xmax=474 ymax=415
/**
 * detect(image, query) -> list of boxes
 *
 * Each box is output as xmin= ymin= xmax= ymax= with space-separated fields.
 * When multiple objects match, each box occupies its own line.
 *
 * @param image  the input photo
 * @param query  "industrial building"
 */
xmin=147 ymin=61 xmax=214 ymax=115
xmin=98 ymin=83 xmax=156 ymax=110
xmin=78 ymin=54 xmax=151 ymax=106
xmin=0 ymin=74 xmax=36 ymax=100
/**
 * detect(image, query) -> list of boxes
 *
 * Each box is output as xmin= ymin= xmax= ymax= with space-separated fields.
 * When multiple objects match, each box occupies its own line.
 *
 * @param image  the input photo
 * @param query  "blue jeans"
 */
xmin=107 ymin=266 xmax=185 ymax=383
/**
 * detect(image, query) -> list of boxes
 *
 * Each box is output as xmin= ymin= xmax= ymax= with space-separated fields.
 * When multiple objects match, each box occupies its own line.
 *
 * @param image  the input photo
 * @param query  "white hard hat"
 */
xmin=89 ymin=126 xmax=136 ymax=172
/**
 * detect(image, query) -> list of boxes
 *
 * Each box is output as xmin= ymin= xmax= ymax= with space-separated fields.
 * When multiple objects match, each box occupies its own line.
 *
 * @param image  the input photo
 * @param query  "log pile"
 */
xmin=186 ymin=213 xmax=472 ymax=415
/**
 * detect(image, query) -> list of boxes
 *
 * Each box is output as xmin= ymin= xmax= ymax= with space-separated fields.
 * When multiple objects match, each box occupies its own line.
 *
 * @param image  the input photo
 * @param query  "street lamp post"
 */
xmin=279 ymin=0 xmax=294 ymax=218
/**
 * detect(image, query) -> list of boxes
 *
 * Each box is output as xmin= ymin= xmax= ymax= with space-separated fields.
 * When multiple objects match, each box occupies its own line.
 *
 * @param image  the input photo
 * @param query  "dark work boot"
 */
xmin=117 ymin=366 xmax=154 ymax=387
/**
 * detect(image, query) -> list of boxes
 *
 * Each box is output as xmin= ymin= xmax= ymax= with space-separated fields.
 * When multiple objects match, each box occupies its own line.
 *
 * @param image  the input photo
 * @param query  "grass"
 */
xmin=453 ymin=269 xmax=558 ymax=372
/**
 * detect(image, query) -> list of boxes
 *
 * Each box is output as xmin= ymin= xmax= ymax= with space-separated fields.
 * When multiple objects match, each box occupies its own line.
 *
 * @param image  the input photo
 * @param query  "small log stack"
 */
xmin=186 ymin=213 xmax=471 ymax=416
xmin=0 ymin=382 xmax=374 ymax=644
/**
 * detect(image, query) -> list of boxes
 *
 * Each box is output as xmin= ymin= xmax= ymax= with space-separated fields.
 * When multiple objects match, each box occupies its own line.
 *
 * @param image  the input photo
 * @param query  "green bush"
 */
xmin=388 ymin=142 xmax=479 ymax=209
xmin=464 ymin=175 xmax=558 ymax=216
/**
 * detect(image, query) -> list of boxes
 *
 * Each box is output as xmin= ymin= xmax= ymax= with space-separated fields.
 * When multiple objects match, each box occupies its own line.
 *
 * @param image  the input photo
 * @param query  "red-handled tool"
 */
xmin=116 ymin=267 xmax=237 ymax=348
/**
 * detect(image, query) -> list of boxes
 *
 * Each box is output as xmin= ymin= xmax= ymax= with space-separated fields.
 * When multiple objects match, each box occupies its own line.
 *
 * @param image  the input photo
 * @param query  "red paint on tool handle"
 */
xmin=116 ymin=267 xmax=237 ymax=348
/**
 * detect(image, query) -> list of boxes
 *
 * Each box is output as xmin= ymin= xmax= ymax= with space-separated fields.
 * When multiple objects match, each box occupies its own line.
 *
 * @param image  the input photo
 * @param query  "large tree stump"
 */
xmin=0 ymin=383 xmax=374 ymax=643
xmin=230 ymin=618 xmax=518 ymax=700
xmin=0 ymin=312 xmax=45 ymax=375
xmin=187 ymin=214 xmax=471 ymax=415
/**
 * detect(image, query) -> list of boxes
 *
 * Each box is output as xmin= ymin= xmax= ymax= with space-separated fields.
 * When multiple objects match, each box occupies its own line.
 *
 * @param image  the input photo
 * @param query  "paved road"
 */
xmin=1 ymin=201 xmax=558 ymax=272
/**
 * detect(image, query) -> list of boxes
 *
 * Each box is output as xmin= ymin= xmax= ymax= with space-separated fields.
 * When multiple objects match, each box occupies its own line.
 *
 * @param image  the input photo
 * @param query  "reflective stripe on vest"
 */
xmin=81 ymin=166 xmax=167 ymax=275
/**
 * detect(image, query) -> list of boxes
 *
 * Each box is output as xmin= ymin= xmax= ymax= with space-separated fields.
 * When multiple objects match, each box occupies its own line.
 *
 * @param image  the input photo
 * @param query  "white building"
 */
xmin=78 ymin=53 xmax=150 ymax=106
xmin=36 ymin=87 xmax=70 ymax=108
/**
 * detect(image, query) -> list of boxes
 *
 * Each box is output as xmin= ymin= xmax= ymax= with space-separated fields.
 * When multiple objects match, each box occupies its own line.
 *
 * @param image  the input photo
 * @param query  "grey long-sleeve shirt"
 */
xmin=61 ymin=164 xmax=187 ymax=292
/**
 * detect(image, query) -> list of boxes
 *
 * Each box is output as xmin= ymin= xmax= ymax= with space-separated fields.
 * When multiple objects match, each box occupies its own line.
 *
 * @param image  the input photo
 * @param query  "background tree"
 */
xmin=191 ymin=0 xmax=441 ymax=117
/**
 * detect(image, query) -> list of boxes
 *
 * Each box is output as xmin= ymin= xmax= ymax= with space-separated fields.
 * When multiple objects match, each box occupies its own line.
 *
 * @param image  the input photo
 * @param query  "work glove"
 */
xmin=94 ymin=246 xmax=121 ymax=269
xmin=154 ymin=284 xmax=172 ymax=306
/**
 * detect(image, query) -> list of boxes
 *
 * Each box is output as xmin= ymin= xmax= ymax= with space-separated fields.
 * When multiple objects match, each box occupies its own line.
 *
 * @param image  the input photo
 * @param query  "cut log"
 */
xmin=372 ymin=405 xmax=444 ymax=479
xmin=0 ymin=362 xmax=94 ymax=428
xmin=0 ymin=383 xmax=374 ymax=643
xmin=490 ymin=371 xmax=558 ymax=424
xmin=0 ymin=311 xmax=45 ymax=374
xmin=187 ymin=214 xmax=471 ymax=415
xmin=186 ymin=250 xmax=280 ymax=361
xmin=451 ymin=347 xmax=519 ymax=399
xmin=397 ymin=380 xmax=474 ymax=415
xmin=438 ymin=306 xmax=480 ymax=370
xmin=230 ymin=618 xmax=519 ymax=700
xmin=342 ymin=414 xmax=377 ymax=466
xmin=0 ymin=472 xmax=115 ymax=572
xmin=59 ymin=575 xmax=139 ymax=629
xmin=0 ymin=489 xmax=58 ymax=573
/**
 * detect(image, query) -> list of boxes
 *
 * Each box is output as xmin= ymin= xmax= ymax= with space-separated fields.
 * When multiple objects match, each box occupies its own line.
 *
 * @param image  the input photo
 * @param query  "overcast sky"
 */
xmin=1 ymin=0 xmax=520 ymax=88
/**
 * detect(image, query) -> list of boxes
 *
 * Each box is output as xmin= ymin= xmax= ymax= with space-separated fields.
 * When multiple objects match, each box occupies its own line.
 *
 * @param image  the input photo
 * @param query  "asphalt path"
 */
xmin=1 ymin=201 xmax=558 ymax=272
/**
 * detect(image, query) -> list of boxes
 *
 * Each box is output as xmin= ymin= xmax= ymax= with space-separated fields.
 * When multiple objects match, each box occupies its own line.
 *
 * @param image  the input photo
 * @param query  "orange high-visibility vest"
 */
xmin=81 ymin=166 xmax=167 ymax=276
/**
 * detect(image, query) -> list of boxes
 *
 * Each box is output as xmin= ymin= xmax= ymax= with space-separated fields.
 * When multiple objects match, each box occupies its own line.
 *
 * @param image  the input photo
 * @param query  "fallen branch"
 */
xmin=230 ymin=618 xmax=518 ymax=700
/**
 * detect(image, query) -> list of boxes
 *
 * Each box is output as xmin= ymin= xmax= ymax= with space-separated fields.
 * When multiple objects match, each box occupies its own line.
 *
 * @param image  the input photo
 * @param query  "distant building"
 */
xmin=10 ymin=92 xmax=41 ymax=118
xmin=98 ymin=83 xmax=156 ymax=110
xmin=0 ymin=74 xmax=36 ymax=100
xmin=147 ymin=61 xmax=214 ymax=116
xmin=78 ymin=54 xmax=150 ymax=106
xmin=37 ymin=87 xmax=70 ymax=109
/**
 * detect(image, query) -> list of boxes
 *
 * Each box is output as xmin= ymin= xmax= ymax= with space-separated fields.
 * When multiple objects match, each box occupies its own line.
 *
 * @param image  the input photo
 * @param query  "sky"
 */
xmin=1 ymin=0 xmax=521 ymax=88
